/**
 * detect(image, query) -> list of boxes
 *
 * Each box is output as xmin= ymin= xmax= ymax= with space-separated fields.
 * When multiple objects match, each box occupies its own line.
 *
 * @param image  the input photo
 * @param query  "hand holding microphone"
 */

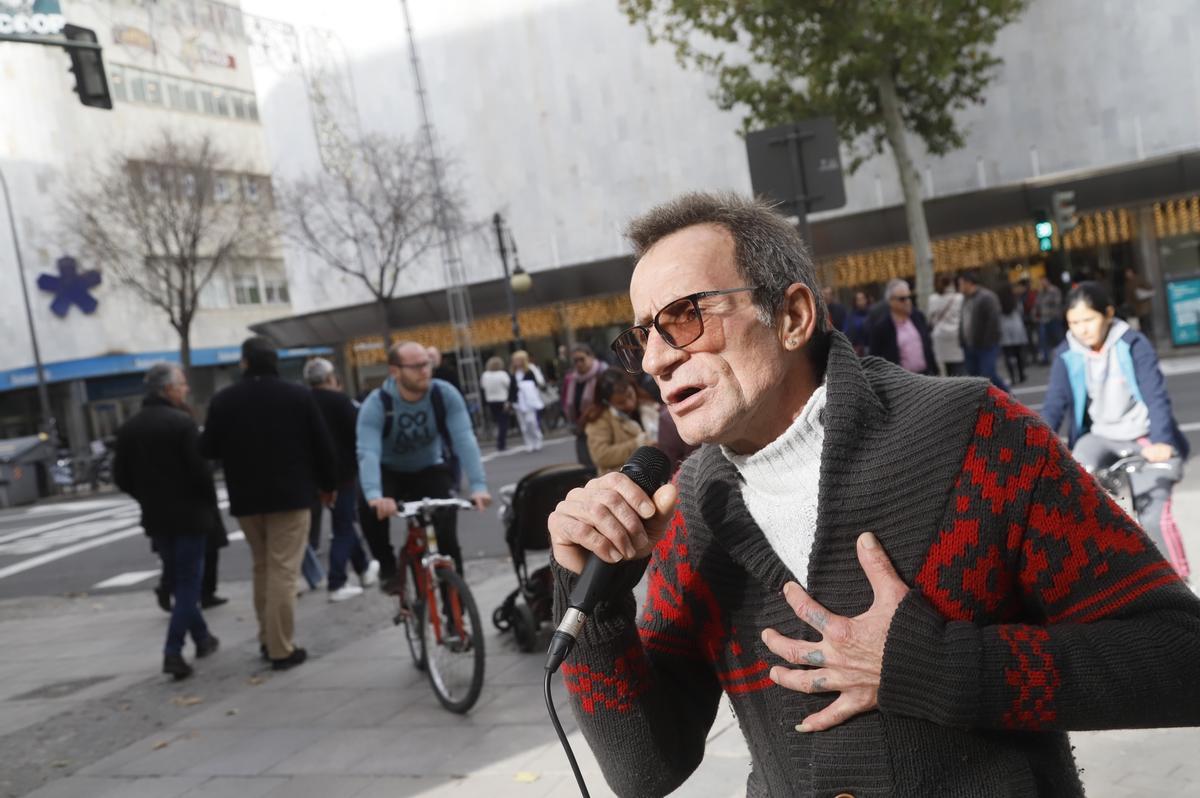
xmin=546 ymin=446 xmax=675 ymax=671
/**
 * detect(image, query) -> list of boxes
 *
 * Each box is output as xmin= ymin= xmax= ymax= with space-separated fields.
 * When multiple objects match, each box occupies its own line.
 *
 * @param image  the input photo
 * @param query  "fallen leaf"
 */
xmin=151 ymin=740 xmax=170 ymax=751
xmin=514 ymin=772 xmax=540 ymax=783
xmin=171 ymin=695 xmax=204 ymax=707
xmin=246 ymin=676 xmax=264 ymax=686
xmin=51 ymin=760 xmax=70 ymax=769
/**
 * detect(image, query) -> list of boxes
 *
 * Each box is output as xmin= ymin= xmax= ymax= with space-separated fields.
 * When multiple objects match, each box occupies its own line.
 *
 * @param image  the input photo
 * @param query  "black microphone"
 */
xmin=546 ymin=445 xmax=673 ymax=672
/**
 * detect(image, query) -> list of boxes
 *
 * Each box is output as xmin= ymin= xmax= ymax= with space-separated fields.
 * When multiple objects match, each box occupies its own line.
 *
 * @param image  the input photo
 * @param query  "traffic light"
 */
xmin=1033 ymin=208 xmax=1054 ymax=252
xmin=1053 ymin=190 xmax=1078 ymax=236
xmin=62 ymin=25 xmax=112 ymax=109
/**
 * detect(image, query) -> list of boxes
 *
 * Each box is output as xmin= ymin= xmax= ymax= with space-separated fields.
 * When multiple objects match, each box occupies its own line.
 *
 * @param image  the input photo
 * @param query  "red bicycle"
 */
xmin=391 ymin=497 xmax=485 ymax=713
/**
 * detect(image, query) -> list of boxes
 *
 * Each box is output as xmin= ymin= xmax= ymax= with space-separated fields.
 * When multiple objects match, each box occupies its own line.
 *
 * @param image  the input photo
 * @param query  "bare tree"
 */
xmin=61 ymin=131 xmax=276 ymax=371
xmin=275 ymin=134 xmax=454 ymax=347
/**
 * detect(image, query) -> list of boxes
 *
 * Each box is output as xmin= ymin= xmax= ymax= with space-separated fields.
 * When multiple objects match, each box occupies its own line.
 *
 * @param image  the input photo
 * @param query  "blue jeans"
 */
xmin=157 ymin=534 xmax=209 ymax=656
xmin=1038 ymin=319 xmax=1064 ymax=363
xmin=964 ymin=346 xmax=1010 ymax=392
xmin=326 ymin=484 xmax=367 ymax=590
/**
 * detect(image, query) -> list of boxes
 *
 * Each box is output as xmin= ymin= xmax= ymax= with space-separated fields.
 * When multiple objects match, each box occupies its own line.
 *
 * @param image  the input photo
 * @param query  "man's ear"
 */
xmin=779 ymin=283 xmax=819 ymax=352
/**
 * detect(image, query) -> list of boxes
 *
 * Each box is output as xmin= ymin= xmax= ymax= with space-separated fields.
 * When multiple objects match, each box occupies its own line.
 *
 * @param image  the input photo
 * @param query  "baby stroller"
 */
xmin=493 ymin=462 xmax=594 ymax=652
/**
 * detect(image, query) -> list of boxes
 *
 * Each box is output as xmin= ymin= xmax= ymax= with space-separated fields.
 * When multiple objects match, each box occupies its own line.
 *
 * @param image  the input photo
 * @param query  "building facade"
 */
xmin=0 ymin=0 xmax=314 ymax=449
xmin=243 ymin=0 xmax=1200 ymax=382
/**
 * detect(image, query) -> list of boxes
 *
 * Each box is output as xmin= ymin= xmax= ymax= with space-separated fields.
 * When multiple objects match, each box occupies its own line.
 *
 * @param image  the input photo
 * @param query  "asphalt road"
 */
xmin=2 ymin=360 xmax=1198 ymax=602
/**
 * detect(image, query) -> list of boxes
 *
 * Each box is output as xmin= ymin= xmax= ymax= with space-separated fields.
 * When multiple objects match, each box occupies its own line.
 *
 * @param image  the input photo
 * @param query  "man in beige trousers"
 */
xmin=201 ymin=337 xmax=336 ymax=670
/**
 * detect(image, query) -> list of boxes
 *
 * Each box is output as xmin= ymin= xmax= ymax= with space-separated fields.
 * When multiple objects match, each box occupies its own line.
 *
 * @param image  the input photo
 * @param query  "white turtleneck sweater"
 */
xmin=722 ymin=385 xmax=826 ymax=586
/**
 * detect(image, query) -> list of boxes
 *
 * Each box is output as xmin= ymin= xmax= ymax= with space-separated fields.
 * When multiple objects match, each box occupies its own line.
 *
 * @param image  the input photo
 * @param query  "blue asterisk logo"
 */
xmin=37 ymin=256 xmax=101 ymax=317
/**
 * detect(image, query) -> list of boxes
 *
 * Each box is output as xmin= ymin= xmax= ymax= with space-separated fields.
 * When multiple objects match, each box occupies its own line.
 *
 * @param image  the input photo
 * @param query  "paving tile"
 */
xmin=20 ymin=777 xmax=119 ymax=798
xmin=260 ymin=774 xmax=373 ymax=798
xmin=350 ymin=776 xmax=460 ymax=798
xmin=181 ymin=729 xmax=327 ymax=776
xmin=178 ymin=776 xmax=289 ymax=798
xmin=265 ymin=729 xmax=397 ymax=776
xmin=112 ymin=730 xmax=259 ymax=777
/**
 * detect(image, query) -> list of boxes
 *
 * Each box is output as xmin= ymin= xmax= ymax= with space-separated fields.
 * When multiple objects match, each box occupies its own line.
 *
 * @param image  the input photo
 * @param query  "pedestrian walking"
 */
xmin=509 ymin=349 xmax=546 ymax=452
xmin=426 ymin=345 xmax=464 ymax=396
xmin=303 ymin=358 xmax=380 ymax=602
xmin=113 ymin=363 xmax=221 ymax=680
xmin=999 ymin=283 xmax=1029 ymax=384
xmin=200 ymin=337 xmax=337 ymax=671
xmin=561 ymin=343 xmax=606 ymax=468
xmin=1035 ymin=274 xmax=1064 ymax=363
xmin=926 ymin=274 xmax=965 ymax=375
xmin=821 ymin=286 xmax=847 ymax=332
xmin=480 ymin=356 xmax=514 ymax=451
xmin=356 ymin=341 xmax=491 ymax=590
xmin=958 ymin=270 xmax=1010 ymax=391
xmin=843 ymin=290 xmax=872 ymax=356
xmin=866 ymin=278 xmax=937 ymax=375
xmin=1122 ymin=267 xmax=1156 ymax=342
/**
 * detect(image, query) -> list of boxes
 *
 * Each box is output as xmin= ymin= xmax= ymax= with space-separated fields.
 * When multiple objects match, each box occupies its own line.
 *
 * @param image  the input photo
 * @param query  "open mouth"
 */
xmin=667 ymin=385 xmax=704 ymax=405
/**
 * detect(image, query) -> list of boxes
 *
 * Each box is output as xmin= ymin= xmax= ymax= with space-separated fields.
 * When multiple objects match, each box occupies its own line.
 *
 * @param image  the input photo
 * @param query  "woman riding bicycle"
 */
xmin=1042 ymin=281 xmax=1190 ymax=578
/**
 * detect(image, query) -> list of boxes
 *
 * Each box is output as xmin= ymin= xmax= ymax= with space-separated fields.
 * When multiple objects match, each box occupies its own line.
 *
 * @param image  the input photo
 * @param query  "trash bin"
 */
xmin=0 ymin=434 xmax=55 ymax=508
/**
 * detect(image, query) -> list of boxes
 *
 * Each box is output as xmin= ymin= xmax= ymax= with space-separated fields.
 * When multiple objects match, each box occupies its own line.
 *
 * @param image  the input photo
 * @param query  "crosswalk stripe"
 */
xmin=0 ymin=526 xmax=144 ymax=581
xmin=92 ymin=569 xmax=160 ymax=590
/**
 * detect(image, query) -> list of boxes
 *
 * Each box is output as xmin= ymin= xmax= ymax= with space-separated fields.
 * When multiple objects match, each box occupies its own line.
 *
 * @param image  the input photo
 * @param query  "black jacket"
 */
xmin=961 ymin=287 xmax=1003 ymax=349
xmin=114 ymin=395 xmax=225 ymax=542
xmin=200 ymin=366 xmax=336 ymax=516
xmin=868 ymin=309 xmax=939 ymax=375
xmin=312 ymin=386 xmax=358 ymax=486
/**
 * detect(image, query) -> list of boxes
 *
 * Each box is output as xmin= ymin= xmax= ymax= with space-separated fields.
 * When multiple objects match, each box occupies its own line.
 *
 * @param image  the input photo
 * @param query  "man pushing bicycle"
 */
xmin=357 ymin=341 xmax=492 ymax=592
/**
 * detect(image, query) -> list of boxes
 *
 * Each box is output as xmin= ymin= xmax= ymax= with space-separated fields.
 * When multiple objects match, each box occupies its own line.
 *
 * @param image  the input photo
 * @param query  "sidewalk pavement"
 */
xmin=6 ymin=477 xmax=1200 ymax=798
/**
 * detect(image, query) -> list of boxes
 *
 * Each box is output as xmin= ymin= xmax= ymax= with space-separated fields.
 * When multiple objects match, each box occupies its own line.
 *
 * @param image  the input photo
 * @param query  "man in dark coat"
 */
xmin=959 ymin=270 xmax=1009 ymax=390
xmin=867 ymin=278 xmax=938 ymax=375
xmin=304 ymin=357 xmax=377 ymax=601
xmin=114 ymin=363 xmax=221 ymax=681
xmin=201 ymin=337 xmax=337 ymax=671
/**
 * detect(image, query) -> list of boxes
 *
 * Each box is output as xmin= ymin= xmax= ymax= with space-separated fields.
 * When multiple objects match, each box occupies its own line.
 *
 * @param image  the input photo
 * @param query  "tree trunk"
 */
xmin=877 ymin=70 xmax=935 ymax=310
xmin=178 ymin=326 xmax=192 ymax=374
xmin=377 ymin=298 xmax=391 ymax=357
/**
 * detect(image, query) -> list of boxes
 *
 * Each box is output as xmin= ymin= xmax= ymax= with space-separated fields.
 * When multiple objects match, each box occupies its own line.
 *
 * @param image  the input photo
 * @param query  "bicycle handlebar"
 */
xmin=397 ymin=497 xmax=474 ymax=519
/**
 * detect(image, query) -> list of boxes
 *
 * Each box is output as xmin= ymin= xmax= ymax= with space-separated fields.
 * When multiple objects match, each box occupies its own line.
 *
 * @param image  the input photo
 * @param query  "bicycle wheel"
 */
xmin=422 ymin=567 xmax=485 ymax=713
xmin=399 ymin=559 xmax=427 ymax=672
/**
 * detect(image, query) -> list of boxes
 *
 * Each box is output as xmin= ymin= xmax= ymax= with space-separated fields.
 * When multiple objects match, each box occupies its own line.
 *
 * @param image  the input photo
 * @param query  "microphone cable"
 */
xmin=544 ymin=668 xmax=591 ymax=797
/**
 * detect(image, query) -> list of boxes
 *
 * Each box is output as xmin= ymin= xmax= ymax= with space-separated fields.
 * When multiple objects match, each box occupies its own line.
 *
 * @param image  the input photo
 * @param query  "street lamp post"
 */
xmin=493 ymin=212 xmax=531 ymax=351
xmin=0 ymin=167 xmax=56 ymax=443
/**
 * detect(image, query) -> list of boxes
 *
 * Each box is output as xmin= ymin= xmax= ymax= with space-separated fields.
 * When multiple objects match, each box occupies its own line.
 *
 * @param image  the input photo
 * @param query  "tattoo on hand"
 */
xmin=805 ymin=607 xmax=828 ymax=630
xmin=804 ymin=650 xmax=825 ymax=666
xmin=811 ymin=677 xmax=827 ymax=692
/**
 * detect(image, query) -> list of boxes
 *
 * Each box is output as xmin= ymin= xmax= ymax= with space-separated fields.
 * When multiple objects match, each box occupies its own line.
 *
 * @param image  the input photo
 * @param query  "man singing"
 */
xmin=548 ymin=193 xmax=1200 ymax=797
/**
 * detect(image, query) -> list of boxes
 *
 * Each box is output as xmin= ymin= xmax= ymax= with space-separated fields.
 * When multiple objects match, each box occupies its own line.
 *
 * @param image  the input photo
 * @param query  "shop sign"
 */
xmin=1167 ymin=277 xmax=1200 ymax=347
xmin=0 ymin=0 xmax=65 ymax=36
xmin=112 ymin=23 xmax=155 ymax=53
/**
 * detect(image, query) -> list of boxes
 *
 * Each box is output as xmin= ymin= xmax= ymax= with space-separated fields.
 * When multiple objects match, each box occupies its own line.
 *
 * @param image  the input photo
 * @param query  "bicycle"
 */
xmin=1093 ymin=453 xmax=1189 ymax=578
xmin=390 ymin=497 xmax=486 ymax=713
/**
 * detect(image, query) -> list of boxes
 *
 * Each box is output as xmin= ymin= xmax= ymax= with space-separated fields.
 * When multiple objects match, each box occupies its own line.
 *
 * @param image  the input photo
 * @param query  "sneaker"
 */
xmin=271 ymin=647 xmax=308 ymax=671
xmin=328 ymin=584 xmax=364 ymax=602
xmin=360 ymin=560 xmax=381 ymax=588
xmin=196 ymin=634 xmax=220 ymax=659
xmin=163 ymin=654 xmax=193 ymax=681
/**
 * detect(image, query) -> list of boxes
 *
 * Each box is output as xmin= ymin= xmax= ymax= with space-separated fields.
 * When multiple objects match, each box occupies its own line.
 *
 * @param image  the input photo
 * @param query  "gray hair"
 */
xmin=485 ymin=355 xmax=504 ymax=371
xmin=885 ymin=278 xmax=911 ymax=300
xmin=626 ymin=192 xmax=828 ymax=332
xmin=303 ymin=357 xmax=335 ymax=386
xmin=144 ymin=362 xmax=183 ymax=396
